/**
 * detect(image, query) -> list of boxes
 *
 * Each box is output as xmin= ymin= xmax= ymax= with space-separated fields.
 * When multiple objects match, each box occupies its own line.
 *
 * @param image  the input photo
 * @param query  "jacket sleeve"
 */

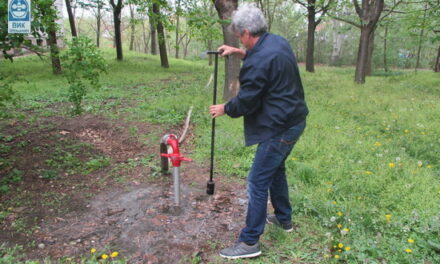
xmin=224 ymin=63 xmax=267 ymax=118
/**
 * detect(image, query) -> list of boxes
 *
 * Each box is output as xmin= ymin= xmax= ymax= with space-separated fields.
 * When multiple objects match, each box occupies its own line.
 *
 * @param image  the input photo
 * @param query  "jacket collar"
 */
xmin=244 ymin=32 xmax=269 ymax=60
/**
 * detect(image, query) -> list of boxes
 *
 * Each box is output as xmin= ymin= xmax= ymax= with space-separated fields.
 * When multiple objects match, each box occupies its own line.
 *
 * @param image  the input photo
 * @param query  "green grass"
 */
xmin=1 ymin=49 xmax=439 ymax=263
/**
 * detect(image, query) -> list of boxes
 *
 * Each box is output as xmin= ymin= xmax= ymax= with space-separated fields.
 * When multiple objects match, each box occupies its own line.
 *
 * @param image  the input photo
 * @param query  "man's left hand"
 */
xmin=209 ymin=104 xmax=225 ymax=118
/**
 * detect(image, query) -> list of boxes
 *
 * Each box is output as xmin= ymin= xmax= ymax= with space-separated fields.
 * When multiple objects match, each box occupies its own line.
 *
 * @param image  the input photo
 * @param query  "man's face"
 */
xmin=236 ymin=30 xmax=252 ymax=49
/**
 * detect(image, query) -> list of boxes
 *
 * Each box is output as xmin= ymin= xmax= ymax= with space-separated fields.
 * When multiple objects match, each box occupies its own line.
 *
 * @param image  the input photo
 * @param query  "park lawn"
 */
xmin=1 ymin=49 xmax=439 ymax=263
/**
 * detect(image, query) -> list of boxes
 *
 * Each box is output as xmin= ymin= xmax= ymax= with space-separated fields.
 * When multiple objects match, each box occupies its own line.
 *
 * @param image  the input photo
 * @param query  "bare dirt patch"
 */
xmin=0 ymin=114 xmax=247 ymax=263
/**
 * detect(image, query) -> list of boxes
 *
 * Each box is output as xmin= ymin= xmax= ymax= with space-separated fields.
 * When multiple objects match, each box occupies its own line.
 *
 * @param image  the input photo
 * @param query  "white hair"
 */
xmin=231 ymin=3 xmax=268 ymax=36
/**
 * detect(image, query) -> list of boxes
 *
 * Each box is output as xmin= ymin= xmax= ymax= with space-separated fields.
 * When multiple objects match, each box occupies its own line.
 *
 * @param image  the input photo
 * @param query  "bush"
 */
xmin=62 ymin=36 xmax=107 ymax=115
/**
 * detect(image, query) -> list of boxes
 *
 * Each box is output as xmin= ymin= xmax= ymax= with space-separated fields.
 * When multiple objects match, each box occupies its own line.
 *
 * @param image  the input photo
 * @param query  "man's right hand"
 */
xmin=218 ymin=45 xmax=246 ymax=59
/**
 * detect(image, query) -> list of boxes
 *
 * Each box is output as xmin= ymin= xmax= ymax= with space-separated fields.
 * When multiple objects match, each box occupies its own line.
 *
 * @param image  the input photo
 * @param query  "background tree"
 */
xmin=66 ymin=0 xmax=78 ymax=37
xmin=34 ymin=0 xmax=62 ymax=74
xmin=152 ymin=0 xmax=169 ymax=68
xmin=110 ymin=0 xmax=124 ymax=60
xmin=294 ymin=0 xmax=334 ymax=72
xmin=213 ymin=0 xmax=240 ymax=101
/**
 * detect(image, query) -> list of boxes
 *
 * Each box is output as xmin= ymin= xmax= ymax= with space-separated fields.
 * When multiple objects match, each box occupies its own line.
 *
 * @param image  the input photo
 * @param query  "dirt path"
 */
xmin=0 ymin=114 xmax=248 ymax=263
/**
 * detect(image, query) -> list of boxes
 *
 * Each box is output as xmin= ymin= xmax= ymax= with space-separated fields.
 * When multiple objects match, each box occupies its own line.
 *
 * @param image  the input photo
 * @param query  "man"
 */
xmin=209 ymin=3 xmax=309 ymax=260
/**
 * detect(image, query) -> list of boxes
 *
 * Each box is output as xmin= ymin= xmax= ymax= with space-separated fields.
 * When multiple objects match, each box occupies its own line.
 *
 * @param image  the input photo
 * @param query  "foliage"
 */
xmin=0 ymin=76 xmax=17 ymax=112
xmin=61 ymin=36 xmax=107 ymax=115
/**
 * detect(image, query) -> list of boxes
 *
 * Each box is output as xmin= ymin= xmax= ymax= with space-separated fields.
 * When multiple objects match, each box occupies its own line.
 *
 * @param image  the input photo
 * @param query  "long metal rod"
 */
xmin=173 ymin=166 xmax=180 ymax=206
xmin=209 ymin=53 xmax=218 ymax=183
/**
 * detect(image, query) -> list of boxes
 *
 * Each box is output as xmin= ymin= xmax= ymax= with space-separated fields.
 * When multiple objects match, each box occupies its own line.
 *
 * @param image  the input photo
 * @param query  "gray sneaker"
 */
xmin=266 ymin=214 xmax=294 ymax=232
xmin=219 ymin=242 xmax=261 ymax=259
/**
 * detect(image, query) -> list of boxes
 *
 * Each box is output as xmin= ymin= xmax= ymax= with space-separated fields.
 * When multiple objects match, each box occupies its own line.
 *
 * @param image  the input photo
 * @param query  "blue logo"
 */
xmin=8 ymin=0 xmax=30 ymax=21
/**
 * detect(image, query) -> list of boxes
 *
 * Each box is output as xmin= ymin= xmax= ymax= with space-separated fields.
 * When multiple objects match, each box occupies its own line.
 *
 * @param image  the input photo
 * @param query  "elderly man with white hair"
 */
xmin=209 ymin=3 xmax=309 ymax=259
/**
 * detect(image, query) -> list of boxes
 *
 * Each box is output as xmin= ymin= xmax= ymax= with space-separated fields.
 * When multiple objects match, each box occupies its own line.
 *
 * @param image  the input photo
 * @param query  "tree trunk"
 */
xmin=110 ymin=0 xmax=123 ymax=61
xmin=149 ymin=12 xmax=157 ymax=55
xmin=415 ymin=7 xmax=427 ymax=72
xmin=48 ymin=22 xmax=61 ymax=75
xmin=383 ymin=24 xmax=388 ymax=72
xmin=306 ymin=7 xmax=316 ymax=72
xmin=96 ymin=7 xmax=101 ymax=47
xmin=183 ymin=35 xmax=191 ymax=58
xmin=330 ymin=21 xmax=345 ymax=66
xmin=435 ymin=45 xmax=440 ymax=72
xmin=366 ymin=31 xmax=375 ymax=76
xmin=175 ymin=0 xmax=181 ymax=58
xmin=129 ymin=4 xmax=135 ymax=51
xmin=355 ymin=27 xmax=372 ymax=84
xmin=214 ymin=0 xmax=240 ymax=101
xmin=153 ymin=3 xmax=169 ymax=68
xmin=353 ymin=0 xmax=384 ymax=84
xmin=65 ymin=0 xmax=77 ymax=37
xmin=142 ymin=20 xmax=149 ymax=53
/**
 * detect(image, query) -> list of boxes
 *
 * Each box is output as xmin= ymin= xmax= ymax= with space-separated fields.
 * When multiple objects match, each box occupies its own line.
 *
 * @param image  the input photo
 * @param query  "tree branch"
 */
xmin=331 ymin=15 xmax=361 ymax=28
xmin=352 ymin=0 xmax=362 ymax=17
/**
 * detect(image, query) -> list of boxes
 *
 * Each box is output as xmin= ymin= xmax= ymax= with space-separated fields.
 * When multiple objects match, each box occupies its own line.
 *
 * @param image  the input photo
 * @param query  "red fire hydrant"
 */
xmin=160 ymin=134 xmax=192 ymax=206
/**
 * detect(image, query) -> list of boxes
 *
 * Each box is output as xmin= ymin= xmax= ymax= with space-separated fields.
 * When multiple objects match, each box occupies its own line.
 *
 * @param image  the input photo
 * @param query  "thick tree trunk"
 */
xmin=214 ymin=0 xmax=240 ymax=101
xmin=366 ymin=32 xmax=375 ymax=76
xmin=306 ymin=7 xmax=316 ymax=72
xmin=129 ymin=4 xmax=135 ymax=51
xmin=110 ymin=0 xmax=123 ymax=61
xmin=435 ymin=46 xmax=440 ymax=72
xmin=153 ymin=3 xmax=169 ymax=68
xmin=149 ymin=12 xmax=157 ymax=55
xmin=48 ymin=23 xmax=61 ymax=75
xmin=65 ymin=0 xmax=77 ymax=37
xmin=355 ymin=27 xmax=372 ymax=84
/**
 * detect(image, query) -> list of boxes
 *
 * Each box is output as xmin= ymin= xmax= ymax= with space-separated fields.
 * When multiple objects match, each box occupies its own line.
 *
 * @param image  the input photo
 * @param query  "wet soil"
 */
xmin=0 ymin=114 xmax=248 ymax=263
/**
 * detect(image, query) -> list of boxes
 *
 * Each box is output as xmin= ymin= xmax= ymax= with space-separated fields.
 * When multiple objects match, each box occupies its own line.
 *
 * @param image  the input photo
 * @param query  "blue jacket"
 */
xmin=224 ymin=33 xmax=309 ymax=146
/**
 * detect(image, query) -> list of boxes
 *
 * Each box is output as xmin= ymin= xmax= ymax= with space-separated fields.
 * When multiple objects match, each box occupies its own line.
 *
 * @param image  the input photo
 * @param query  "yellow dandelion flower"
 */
xmin=407 ymin=239 xmax=414 ymax=243
xmin=291 ymin=157 xmax=297 ymax=161
xmin=405 ymin=248 xmax=412 ymax=253
xmin=337 ymin=224 xmax=342 ymax=228
xmin=334 ymin=254 xmax=340 ymax=259
xmin=404 ymin=129 xmax=410 ymax=133
xmin=388 ymin=162 xmax=396 ymax=168
xmin=345 ymin=247 xmax=351 ymax=251
xmin=343 ymin=228 xmax=350 ymax=232
xmin=374 ymin=142 xmax=382 ymax=147
xmin=90 ymin=248 xmax=97 ymax=253
xmin=364 ymin=171 xmax=373 ymax=175
xmin=332 ymin=201 xmax=337 ymax=205
xmin=338 ymin=243 xmax=344 ymax=248
xmin=385 ymin=214 xmax=392 ymax=223
xmin=427 ymin=165 xmax=432 ymax=168
xmin=101 ymin=254 xmax=109 ymax=259
xmin=417 ymin=161 xmax=423 ymax=167
xmin=338 ymin=249 xmax=342 ymax=252
xmin=337 ymin=212 xmax=343 ymax=217
xmin=111 ymin=251 xmax=119 ymax=258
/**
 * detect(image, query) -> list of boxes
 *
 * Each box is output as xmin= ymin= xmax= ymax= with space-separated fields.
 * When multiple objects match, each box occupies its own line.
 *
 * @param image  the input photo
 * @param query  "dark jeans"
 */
xmin=239 ymin=120 xmax=306 ymax=244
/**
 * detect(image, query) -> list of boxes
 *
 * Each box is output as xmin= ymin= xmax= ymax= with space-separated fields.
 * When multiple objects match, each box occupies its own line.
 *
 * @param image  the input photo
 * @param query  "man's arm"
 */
xmin=218 ymin=45 xmax=246 ymax=59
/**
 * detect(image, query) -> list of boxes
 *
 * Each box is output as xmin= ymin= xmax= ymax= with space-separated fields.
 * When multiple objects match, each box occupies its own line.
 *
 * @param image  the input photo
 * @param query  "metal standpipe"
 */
xmin=160 ymin=134 xmax=192 ymax=207
xmin=173 ymin=167 xmax=180 ymax=205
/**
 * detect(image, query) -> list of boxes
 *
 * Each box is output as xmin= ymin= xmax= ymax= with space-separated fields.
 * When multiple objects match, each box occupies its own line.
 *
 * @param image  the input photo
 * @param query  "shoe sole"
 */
xmin=219 ymin=251 xmax=262 ymax=259
xmin=266 ymin=218 xmax=294 ymax=232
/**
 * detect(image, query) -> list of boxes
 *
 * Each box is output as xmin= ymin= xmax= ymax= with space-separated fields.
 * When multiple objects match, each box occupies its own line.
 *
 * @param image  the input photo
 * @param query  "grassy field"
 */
xmin=1 ymin=49 xmax=439 ymax=263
